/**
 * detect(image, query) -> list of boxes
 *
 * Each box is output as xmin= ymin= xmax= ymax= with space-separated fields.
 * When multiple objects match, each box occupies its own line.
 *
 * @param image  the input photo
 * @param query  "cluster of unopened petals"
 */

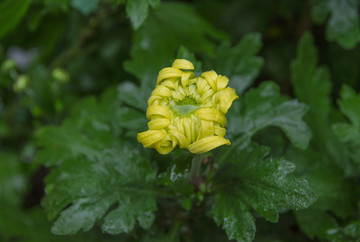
xmin=137 ymin=59 xmax=238 ymax=155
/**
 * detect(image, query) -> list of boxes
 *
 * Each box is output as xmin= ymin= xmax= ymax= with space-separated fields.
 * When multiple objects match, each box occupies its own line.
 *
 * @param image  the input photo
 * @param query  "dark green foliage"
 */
xmin=333 ymin=85 xmax=360 ymax=169
xmin=1 ymin=0 xmax=360 ymax=241
xmin=0 ymin=153 xmax=27 ymax=206
xmin=0 ymin=0 xmax=30 ymax=38
xmin=36 ymin=89 xmax=157 ymax=235
xmin=312 ymin=0 xmax=360 ymax=49
xmin=213 ymin=33 xmax=264 ymax=95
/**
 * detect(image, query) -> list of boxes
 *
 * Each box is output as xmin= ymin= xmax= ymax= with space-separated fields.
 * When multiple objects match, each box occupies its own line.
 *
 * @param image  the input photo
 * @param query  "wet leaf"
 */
xmin=229 ymin=81 xmax=311 ymax=150
xmin=211 ymin=143 xmax=317 ymax=242
xmin=42 ymin=147 xmax=157 ymax=235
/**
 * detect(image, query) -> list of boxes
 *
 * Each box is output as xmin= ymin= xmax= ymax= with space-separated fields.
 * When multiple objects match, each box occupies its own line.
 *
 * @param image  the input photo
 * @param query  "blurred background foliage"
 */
xmin=1 ymin=0 xmax=360 ymax=241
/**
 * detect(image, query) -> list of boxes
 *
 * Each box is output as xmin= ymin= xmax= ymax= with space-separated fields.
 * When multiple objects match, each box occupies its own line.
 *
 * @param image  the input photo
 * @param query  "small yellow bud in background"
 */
xmin=13 ymin=75 xmax=29 ymax=93
xmin=52 ymin=68 xmax=70 ymax=83
xmin=1 ymin=59 xmax=16 ymax=73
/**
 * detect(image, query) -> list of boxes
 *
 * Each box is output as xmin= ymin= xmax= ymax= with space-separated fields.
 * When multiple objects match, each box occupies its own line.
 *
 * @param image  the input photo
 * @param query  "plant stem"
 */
xmin=169 ymin=219 xmax=182 ymax=242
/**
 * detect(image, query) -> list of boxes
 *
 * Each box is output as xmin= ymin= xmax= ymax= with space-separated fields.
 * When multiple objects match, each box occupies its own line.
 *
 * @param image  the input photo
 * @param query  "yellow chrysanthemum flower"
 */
xmin=137 ymin=59 xmax=238 ymax=155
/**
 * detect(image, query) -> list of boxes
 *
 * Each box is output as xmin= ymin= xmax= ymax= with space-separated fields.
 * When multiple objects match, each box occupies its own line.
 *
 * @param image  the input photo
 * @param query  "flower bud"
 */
xmin=137 ymin=59 xmax=238 ymax=155
xmin=1 ymin=59 xmax=16 ymax=73
xmin=13 ymin=75 xmax=29 ymax=93
xmin=52 ymin=68 xmax=70 ymax=83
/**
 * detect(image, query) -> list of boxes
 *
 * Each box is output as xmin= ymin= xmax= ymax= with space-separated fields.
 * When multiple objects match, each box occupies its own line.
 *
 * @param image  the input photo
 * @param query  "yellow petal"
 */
xmin=196 ymin=108 xmax=227 ymax=127
xmin=214 ymin=126 xmax=226 ymax=137
xmin=219 ymin=87 xmax=239 ymax=113
xmin=148 ymin=118 xmax=171 ymax=130
xmin=181 ymin=72 xmax=193 ymax=88
xmin=201 ymin=89 xmax=214 ymax=103
xmin=180 ymin=117 xmax=193 ymax=144
xmin=216 ymin=75 xmax=229 ymax=91
xmin=151 ymin=85 xmax=171 ymax=97
xmin=137 ymin=130 xmax=167 ymax=148
xmin=172 ymin=59 xmax=194 ymax=70
xmin=161 ymin=80 xmax=176 ymax=89
xmin=147 ymin=95 xmax=161 ymax=106
xmin=169 ymin=129 xmax=189 ymax=148
xmin=157 ymin=67 xmax=183 ymax=84
xmin=155 ymin=136 xmax=175 ymax=155
xmin=146 ymin=105 xmax=172 ymax=120
xmin=196 ymin=77 xmax=209 ymax=95
xmin=201 ymin=70 xmax=218 ymax=90
xmin=198 ymin=120 xmax=215 ymax=140
xmin=188 ymin=136 xmax=230 ymax=154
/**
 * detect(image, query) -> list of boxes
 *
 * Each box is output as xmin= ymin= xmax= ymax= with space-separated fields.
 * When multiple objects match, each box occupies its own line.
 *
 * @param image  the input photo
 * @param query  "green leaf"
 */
xmin=211 ymin=143 xmax=317 ymax=242
xmin=35 ymin=120 xmax=109 ymax=166
xmin=126 ymin=0 xmax=150 ymax=30
xmin=327 ymin=0 xmax=360 ymax=49
xmin=125 ymin=0 xmax=161 ymax=30
xmin=42 ymin=147 xmax=157 ymax=235
xmin=36 ymin=86 xmax=146 ymax=166
xmin=0 ymin=0 xmax=31 ymax=39
xmin=214 ymin=33 xmax=264 ymax=94
xmin=117 ymin=82 xmax=147 ymax=111
xmin=36 ymin=85 xmax=157 ymax=235
xmin=286 ymin=147 xmax=355 ymax=218
xmin=290 ymin=32 xmax=353 ymax=173
xmin=312 ymin=0 xmax=360 ymax=49
xmin=333 ymin=85 xmax=360 ymax=167
xmin=286 ymin=146 xmax=355 ymax=240
xmin=212 ymin=197 xmax=255 ymax=242
xmin=70 ymin=0 xmax=99 ymax=15
xmin=336 ymin=85 xmax=360 ymax=128
xmin=126 ymin=0 xmax=161 ymax=30
xmin=229 ymin=81 xmax=311 ymax=150
xmin=291 ymin=32 xmax=331 ymax=124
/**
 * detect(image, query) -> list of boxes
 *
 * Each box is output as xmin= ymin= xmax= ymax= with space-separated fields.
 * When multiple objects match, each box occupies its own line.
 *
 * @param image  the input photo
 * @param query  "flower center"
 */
xmin=171 ymin=96 xmax=200 ymax=117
